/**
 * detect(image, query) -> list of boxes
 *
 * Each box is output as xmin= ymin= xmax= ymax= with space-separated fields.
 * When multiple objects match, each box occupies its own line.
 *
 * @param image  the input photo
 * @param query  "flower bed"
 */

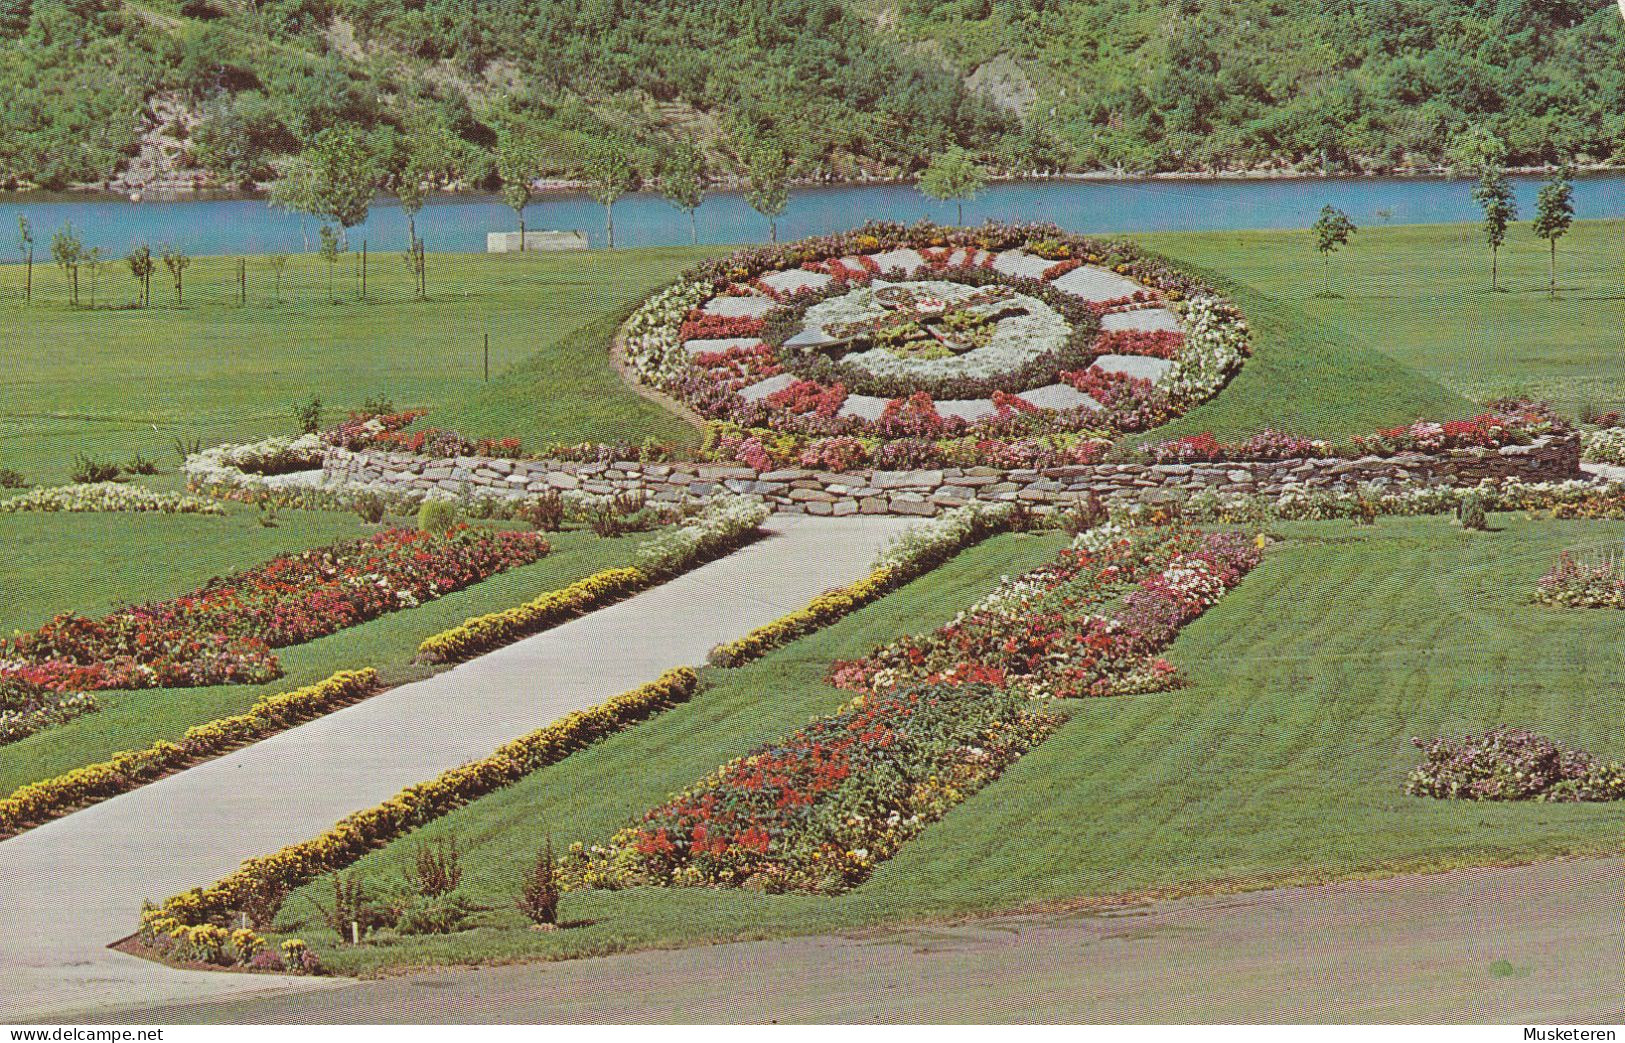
xmin=564 ymin=522 xmax=1262 ymax=897
xmin=1533 ymin=551 xmax=1625 ymax=609
xmin=0 ymin=669 xmax=379 ymax=835
xmin=1581 ymin=427 xmax=1625 ymax=465
xmin=2 ymin=527 xmax=551 ymax=691
xmin=621 ymin=221 xmax=1250 ymax=471
xmin=1108 ymin=474 xmax=1606 ymax=527
xmin=142 ymin=668 xmax=699 ymax=933
xmin=831 ymin=523 xmax=1262 ymax=700
xmin=1144 ymin=403 xmax=1566 ymax=465
xmin=0 ymin=483 xmax=227 ymax=516
xmin=563 ymin=681 xmax=1059 ymax=894
xmin=416 ymin=496 xmax=769 ymax=664
xmin=1406 ymin=727 xmax=1625 ymax=802
xmin=0 ymin=677 xmax=98 ymax=746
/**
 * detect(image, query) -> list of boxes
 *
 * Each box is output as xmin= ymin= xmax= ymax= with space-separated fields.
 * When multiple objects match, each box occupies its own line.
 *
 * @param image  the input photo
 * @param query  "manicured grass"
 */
xmin=268 ymin=516 xmax=1625 ymax=973
xmin=1140 ymin=218 xmax=1625 ymax=416
xmin=0 ymin=513 xmax=644 ymax=796
xmin=0 ymin=246 xmax=720 ymax=482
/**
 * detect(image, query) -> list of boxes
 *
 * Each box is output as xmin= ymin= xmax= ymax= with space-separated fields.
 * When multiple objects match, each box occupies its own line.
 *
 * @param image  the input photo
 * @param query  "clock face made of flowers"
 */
xmin=619 ymin=226 xmax=1252 ymax=462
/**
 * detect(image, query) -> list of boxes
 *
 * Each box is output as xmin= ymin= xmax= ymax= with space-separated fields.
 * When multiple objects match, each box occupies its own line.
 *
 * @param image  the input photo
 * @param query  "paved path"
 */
xmin=83 ymin=856 xmax=1625 ymax=1024
xmin=0 ymin=515 xmax=910 ymax=1023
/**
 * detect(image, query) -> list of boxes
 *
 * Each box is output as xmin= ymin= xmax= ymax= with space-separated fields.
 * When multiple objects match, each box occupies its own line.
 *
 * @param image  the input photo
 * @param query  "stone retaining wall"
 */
xmin=321 ymin=433 xmax=1581 ymax=517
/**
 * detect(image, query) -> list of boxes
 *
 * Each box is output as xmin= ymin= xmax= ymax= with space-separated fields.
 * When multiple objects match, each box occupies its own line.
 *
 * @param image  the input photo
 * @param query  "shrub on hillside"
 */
xmin=68 ymin=454 xmax=120 ymax=484
xmin=417 ymin=499 xmax=461 ymax=534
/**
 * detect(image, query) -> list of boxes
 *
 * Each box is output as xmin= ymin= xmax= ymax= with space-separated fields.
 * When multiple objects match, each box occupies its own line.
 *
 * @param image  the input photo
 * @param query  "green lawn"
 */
xmin=0 ymin=508 xmax=644 ymax=796
xmin=264 ymin=515 xmax=1625 ymax=974
xmin=0 ymin=247 xmax=719 ymax=483
xmin=8 ymin=220 xmax=1600 ymax=486
xmin=1141 ymin=218 xmax=1625 ymax=417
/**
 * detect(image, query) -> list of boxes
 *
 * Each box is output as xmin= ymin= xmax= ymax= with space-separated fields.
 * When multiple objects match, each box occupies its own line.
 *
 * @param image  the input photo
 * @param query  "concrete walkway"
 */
xmin=0 ymin=515 xmax=910 ymax=1023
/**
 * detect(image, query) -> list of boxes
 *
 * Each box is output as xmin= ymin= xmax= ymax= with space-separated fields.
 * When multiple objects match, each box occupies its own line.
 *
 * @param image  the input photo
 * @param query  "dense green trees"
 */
xmin=3 ymin=0 xmax=1624 ymax=188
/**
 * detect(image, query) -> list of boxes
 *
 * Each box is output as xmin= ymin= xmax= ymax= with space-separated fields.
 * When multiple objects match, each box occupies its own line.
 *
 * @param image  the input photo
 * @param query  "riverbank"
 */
xmin=4 ymin=174 xmax=1623 ymax=257
xmin=10 ymin=163 xmax=1624 ymax=205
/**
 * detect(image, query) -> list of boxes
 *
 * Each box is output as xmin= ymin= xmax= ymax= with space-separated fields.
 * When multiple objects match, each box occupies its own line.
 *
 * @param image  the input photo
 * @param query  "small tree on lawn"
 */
xmin=744 ymin=146 xmax=789 ymax=243
xmin=659 ymin=143 xmax=706 ymax=245
xmin=584 ymin=140 xmax=638 ymax=249
xmin=16 ymin=214 xmax=32 ymax=304
xmin=266 ymin=253 xmax=289 ymax=304
xmin=127 ymin=243 xmax=154 ymax=307
xmin=1311 ymin=204 xmax=1357 ymax=296
xmin=269 ymin=157 xmax=320 ymax=252
xmin=496 ymin=129 xmax=540 ymax=250
xmin=1470 ymin=165 xmax=1517 ymax=291
xmin=84 ymin=246 xmax=104 ymax=309
xmin=1533 ymin=165 xmax=1574 ymax=300
xmin=160 ymin=243 xmax=191 ymax=306
xmin=917 ymin=146 xmax=986 ymax=226
xmin=317 ymin=224 xmax=343 ymax=303
xmin=516 ymin=837 xmax=561 ymax=928
xmin=50 ymin=222 xmax=84 ymax=306
xmin=308 ymin=126 xmax=377 ymax=250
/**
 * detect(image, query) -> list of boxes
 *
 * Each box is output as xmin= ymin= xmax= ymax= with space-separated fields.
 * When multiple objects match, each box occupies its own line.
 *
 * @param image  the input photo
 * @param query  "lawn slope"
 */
xmin=1141 ymin=219 xmax=1625 ymax=415
xmin=271 ymin=516 xmax=1625 ymax=974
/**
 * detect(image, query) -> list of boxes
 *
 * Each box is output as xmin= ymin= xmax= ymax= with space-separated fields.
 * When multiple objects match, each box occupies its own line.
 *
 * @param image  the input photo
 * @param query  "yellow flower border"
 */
xmin=415 ymin=566 xmax=650 ymax=664
xmin=707 ymin=567 xmax=898 ymax=668
xmin=705 ymin=508 xmax=1010 ymax=669
xmin=0 ymin=669 xmax=379 ymax=835
xmin=148 ymin=667 xmax=698 ymax=929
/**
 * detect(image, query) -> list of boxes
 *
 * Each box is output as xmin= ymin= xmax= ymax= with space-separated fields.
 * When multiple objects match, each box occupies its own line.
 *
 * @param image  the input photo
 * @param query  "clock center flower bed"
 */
xmin=0 ymin=526 xmax=552 ymax=692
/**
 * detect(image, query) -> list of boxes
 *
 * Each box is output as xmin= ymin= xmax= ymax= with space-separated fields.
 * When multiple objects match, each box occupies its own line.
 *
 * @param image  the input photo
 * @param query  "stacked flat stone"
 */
xmin=323 ymin=433 xmax=1583 ymax=518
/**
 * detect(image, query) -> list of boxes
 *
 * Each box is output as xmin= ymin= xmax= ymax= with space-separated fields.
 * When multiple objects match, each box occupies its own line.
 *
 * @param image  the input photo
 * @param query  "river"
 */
xmin=0 ymin=175 xmax=1620 ymax=257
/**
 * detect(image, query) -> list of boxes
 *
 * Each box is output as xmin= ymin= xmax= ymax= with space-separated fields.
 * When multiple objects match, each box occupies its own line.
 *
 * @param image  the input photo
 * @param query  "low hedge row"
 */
xmin=0 ymin=669 xmax=379 ymax=835
xmin=416 ymin=566 xmax=650 ymax=664
xmin=150 ymin=667 xmax=699 ymax=929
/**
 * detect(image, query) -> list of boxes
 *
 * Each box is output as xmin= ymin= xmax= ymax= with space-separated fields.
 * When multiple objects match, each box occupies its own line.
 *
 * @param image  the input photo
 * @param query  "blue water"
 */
xmin=1 ymin=175 xmax=1621 ymax=257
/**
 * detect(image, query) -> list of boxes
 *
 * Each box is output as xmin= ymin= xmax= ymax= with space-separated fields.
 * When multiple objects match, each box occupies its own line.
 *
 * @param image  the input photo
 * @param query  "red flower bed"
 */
xmin=568 ymin=680 xmax=1058 ymax=893
xmin=678 ymin=314 xmax=768 ymax=341
xmin=765 ymin=379 xmax=849 ymax=419
xmin=565 ymin=522 xmax=1264 ymax=897
xmin=1094 ymin=328 xmax=1186 ymax=360
xmin=1 ymin=527 xmax=551 ymax=691
xmin=830 ymin=524 xmax=1262 ymax=700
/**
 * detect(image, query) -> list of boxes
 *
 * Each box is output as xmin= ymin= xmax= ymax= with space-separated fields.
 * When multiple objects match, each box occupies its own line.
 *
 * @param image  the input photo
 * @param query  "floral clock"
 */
xmin=621 ymin=222 xmax=1251 ymax=472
